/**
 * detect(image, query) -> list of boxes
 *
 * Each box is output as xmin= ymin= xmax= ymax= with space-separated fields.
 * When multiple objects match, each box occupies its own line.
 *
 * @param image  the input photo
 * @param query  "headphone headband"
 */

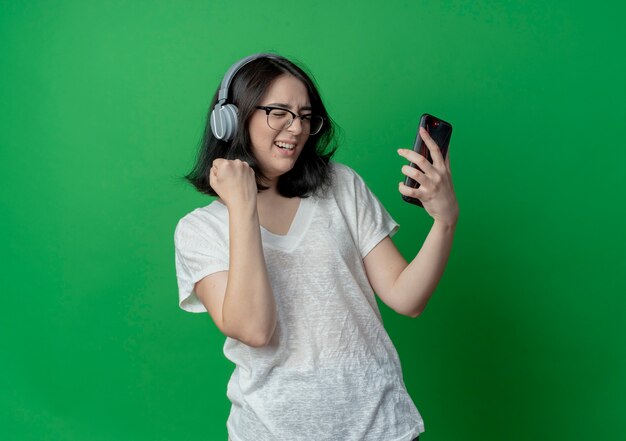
xmin=216 ymin=53 xmax=279 ymax=104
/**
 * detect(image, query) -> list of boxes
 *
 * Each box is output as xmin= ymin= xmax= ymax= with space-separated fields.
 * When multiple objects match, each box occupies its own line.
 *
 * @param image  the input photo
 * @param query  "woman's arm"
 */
xmin=363 ymin=222 xmax=455 ymax=317
xmin=364 ymin=127 xmax=459 ymax=317
xmin=195 ymin=159 xmax=276 ymax=347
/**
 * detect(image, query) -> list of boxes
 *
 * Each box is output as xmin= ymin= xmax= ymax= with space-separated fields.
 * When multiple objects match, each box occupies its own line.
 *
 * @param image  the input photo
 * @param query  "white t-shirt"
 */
xmin=174 ymin=162 xmax=425 ymax=441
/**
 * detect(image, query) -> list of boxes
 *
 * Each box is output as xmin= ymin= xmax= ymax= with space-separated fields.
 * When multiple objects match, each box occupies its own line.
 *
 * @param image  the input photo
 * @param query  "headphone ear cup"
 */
xmin=210 ymin=103 xmax=239 ymax=141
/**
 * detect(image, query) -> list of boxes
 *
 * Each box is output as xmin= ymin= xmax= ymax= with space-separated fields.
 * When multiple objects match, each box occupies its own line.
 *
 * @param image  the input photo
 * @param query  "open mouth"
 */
xmin=275 ymin=141 xmax=295 ymax=151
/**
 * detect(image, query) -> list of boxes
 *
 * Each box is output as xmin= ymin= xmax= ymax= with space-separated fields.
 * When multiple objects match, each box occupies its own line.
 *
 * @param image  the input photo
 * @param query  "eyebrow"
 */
xmin=266 ymin=102 xmax=313 ymax=112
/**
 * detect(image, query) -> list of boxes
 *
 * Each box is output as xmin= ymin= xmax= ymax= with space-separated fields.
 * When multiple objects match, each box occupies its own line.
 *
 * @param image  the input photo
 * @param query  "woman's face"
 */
xmin=248 ymin=74 xmax=311 ymax=183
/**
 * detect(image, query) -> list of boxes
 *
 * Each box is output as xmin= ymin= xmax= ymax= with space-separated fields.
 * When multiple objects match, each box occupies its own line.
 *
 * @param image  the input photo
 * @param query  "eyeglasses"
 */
xmin=256 ymin=106 xmax=324 ymax=136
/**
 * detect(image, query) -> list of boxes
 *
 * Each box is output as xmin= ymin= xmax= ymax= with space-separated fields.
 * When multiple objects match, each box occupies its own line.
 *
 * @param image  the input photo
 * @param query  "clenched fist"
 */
xmin=210 ymin=159 xmax=258 ymax=210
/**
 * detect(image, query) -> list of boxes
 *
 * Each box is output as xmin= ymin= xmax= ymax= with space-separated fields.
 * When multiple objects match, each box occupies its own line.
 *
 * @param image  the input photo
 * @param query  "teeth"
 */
xmin=275 ymin=142 xmax=295 ymax=150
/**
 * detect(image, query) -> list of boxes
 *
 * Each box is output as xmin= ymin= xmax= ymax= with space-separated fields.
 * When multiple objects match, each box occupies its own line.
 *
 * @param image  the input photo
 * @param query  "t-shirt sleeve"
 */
xmin=174 ymin=214 xmax=229 ymax=313
xmin=336 ymin=164 xmax=400 ymax=258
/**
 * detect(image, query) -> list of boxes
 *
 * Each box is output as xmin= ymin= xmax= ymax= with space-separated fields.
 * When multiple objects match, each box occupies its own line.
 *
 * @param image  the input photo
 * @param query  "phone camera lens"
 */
xmin=433 ymin=121 xmax=440 ymax=127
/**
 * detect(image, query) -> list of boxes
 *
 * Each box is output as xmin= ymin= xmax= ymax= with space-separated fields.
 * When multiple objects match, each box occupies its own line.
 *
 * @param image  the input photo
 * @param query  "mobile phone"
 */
xmin=402 ymin=113 xmax=453 ymax=207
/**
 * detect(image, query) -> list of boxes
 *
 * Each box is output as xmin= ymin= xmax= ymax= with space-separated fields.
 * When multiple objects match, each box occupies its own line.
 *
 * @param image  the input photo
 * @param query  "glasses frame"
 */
xmin=255 ymin=106 xmax=324 ymax=136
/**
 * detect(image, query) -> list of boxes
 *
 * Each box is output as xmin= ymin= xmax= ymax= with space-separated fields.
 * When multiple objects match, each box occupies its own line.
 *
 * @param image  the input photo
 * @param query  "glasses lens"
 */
xmin=267 ymin=108 xmax=292 ymax=131
xmin=307 ymin=115 xmax=323 ymax=135
xmin=266 ymin=108 xmax=323 ymax=135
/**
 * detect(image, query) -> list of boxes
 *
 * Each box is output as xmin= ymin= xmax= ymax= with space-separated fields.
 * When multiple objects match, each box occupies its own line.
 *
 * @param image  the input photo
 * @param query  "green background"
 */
xmin=2 ymin=1 xmax=625 ymax=440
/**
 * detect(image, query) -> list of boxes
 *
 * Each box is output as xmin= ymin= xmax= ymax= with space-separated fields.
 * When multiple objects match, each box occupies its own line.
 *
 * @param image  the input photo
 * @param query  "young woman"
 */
xmin=174 ymin=53 xmax=458 ymax=441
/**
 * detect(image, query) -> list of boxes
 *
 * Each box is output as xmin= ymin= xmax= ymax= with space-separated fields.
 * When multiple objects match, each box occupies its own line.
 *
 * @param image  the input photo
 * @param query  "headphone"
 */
xmin=210 ymin=53 xmax=280 ymax=142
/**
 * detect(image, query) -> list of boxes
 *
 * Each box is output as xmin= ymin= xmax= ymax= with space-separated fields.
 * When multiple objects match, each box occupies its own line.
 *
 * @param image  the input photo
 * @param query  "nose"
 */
xmin=286 ymin=116 xmax=304 ymax=135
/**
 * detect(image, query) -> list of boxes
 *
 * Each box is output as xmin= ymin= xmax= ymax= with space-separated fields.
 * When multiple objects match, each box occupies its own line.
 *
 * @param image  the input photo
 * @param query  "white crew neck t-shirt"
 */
xmin=174 ymin=162 xmax=424 ymax=441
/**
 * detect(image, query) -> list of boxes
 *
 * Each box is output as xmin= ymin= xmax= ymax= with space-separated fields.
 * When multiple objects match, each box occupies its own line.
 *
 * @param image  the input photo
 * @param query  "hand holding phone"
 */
xmin=402 ymin=113 xmax=453 ymax=207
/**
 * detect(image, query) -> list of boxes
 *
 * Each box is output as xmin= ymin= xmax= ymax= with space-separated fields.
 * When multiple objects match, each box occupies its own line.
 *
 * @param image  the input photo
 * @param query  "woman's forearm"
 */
xmin=392 ymin=220 xmax=457 ymax=317
xmin=222 ymin=204 xmax=276 ymax=347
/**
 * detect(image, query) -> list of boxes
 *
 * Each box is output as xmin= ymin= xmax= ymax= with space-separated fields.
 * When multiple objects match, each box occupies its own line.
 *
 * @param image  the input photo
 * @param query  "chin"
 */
xmin=271 ymin=163 xmax=297 ymax=179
